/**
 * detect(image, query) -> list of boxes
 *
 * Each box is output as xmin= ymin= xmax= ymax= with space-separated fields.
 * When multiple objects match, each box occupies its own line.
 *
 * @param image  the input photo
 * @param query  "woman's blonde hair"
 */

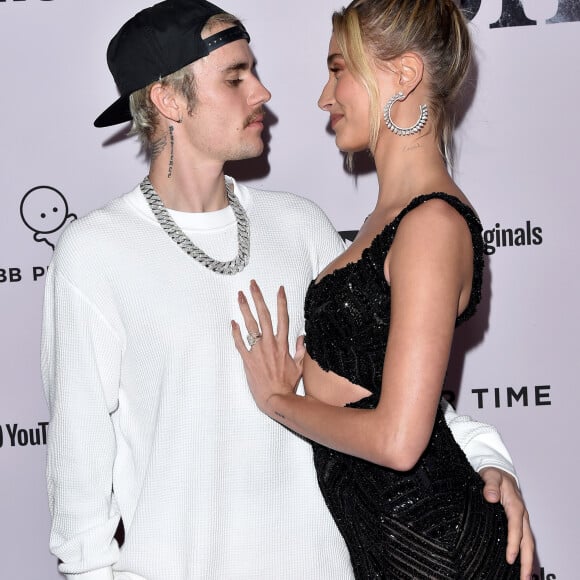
xmin=332 ymin=0 xmax=472 ymax=164
xmin=129 ymin=13 xmax=241 ymax=146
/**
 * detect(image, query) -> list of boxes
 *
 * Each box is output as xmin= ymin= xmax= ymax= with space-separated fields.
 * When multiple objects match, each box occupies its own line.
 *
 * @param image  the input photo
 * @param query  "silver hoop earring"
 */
xmin=383 ymin=92 xmax=428 ymax=136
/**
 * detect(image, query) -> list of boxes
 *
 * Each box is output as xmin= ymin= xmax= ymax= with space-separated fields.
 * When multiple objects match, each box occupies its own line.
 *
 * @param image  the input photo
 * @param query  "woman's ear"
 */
xmin=397 ymin=52 xmax=424 ymax=94
xmin=149 ymin=82 xmax=182 ymax=124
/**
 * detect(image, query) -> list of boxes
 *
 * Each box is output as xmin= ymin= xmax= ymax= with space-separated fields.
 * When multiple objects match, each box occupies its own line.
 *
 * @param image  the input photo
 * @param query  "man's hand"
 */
xmin=480 ymin=467 xmax=534 ymax=579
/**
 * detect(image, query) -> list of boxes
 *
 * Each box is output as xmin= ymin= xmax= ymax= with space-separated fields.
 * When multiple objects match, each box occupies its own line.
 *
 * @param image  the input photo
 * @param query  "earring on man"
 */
xmin=167 ymin=116 xmax=183 ymax=179
xmin=167 ymin=125 xmax=175 ymax=178
xmin=383 ymin=91 xmax=428 ymax=136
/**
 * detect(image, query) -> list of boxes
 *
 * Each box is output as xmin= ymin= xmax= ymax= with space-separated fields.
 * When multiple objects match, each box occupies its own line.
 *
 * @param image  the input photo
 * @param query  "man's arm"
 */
xmin=442 ymin=398 xmax=518 ymax=480
xmin=307 ymin=199 xmax=347 ymax=277
xmin=442 ymin=399 xmax=534 ymax=577
xmin=42 ymin=267 xmax=121 ymax=579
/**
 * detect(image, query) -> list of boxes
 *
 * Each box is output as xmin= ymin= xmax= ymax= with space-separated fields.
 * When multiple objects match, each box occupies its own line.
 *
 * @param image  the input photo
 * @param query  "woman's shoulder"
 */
xmin=394 ymin=192 xmax=480 ymax=235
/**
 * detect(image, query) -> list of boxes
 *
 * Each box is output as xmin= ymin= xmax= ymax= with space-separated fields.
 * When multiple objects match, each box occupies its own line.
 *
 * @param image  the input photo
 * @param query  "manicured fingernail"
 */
xmin=238 ymin=291 xmax=246 ymax=304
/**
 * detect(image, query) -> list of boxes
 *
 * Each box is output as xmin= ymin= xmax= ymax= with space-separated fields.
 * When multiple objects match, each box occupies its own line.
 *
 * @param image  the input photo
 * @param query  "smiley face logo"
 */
xmin=20 ymin=186 xmax=77 ymax=250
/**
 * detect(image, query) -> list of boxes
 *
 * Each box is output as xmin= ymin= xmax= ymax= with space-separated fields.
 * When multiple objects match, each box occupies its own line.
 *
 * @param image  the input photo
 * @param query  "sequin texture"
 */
xmin=304 ymin=194 xmax=519 ymax=579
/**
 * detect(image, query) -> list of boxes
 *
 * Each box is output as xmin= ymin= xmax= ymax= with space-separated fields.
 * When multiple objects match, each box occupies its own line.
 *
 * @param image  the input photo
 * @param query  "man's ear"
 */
xmin=149 ymin=82 xmax=182 ymax=123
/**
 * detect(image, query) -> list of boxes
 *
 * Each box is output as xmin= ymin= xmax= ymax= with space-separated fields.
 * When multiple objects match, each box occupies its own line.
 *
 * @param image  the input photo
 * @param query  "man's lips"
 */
xmin=245 ymin=112 xmax=265 ymax=128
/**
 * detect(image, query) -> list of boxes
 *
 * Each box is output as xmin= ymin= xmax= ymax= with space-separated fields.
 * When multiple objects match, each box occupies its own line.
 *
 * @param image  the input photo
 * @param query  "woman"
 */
xmin=233 ymin=0 xmax=529 ymax=577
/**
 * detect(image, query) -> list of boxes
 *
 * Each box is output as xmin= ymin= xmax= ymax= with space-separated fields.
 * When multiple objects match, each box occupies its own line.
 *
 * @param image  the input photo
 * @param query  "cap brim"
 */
xmin=94 ymin=94 xmax=132 ymax=128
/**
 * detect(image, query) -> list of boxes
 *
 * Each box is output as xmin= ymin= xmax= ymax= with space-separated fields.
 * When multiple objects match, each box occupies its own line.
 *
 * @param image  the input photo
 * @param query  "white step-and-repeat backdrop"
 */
xmin=1 ymin=1 xmax=578 ymax=578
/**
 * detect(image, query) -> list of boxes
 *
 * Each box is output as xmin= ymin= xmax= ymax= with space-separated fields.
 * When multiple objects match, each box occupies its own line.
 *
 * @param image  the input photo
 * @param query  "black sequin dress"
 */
xmin=304 ymin=194 xmax=520 ymax=579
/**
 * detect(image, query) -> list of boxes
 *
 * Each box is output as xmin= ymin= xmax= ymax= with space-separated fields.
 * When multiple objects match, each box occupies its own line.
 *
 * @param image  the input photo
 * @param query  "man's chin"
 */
xmin=229 ymin=142 xmax=265 ymax=162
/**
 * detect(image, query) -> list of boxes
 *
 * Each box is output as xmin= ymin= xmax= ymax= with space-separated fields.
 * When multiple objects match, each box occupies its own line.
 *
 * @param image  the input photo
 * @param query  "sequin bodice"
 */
xmin=303 ymin=194 xmax=519 ymax=579
xmin=304 ymin=193 xmax=484 ymax=400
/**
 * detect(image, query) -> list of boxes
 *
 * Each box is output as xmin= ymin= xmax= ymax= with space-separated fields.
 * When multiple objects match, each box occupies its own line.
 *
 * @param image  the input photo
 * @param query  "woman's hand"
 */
xmin=232 ymin=280 xmax=305 ymax=416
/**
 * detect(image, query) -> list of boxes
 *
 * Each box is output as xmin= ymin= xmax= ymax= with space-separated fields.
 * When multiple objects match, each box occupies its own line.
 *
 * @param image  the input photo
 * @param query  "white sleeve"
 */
xmin=64 ymin=570 xmax=114 ymax=580
xmin=441 ymin=399 xmax=519 ymax=485
xmin=42 ymin=268 xmax=122 ymax=577
xmin=310 ymin=204 xmax=346 ymax=277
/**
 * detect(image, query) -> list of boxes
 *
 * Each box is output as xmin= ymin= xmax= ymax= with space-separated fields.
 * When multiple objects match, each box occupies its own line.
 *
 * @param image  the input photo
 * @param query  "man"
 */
xmin=42 ymin=1 xmax=531 ymax=578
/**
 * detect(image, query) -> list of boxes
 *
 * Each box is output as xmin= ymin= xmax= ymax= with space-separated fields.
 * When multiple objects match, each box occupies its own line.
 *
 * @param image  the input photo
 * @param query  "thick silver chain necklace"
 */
xmin=140 ymin=176 xmax=250 ymax=275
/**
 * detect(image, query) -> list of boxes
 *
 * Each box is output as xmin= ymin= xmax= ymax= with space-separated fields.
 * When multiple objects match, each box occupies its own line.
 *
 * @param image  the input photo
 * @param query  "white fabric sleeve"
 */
xmin=312 ymin=210 xmax=347 ymax=277
xmin=65 ymin=569 xmax=114 ymax=580
xmin=295 ymin=198 xmax=345 ymax=341
xmin=442 ymin=398 xmax=519 ymax=485
xmin=42 ymin=268 xmax=122 ymax=576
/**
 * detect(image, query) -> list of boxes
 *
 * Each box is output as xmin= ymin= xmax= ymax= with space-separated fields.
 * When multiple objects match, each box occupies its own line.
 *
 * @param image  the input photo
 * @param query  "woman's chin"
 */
xmin=337 ymin=142 xmax=368 ymax=154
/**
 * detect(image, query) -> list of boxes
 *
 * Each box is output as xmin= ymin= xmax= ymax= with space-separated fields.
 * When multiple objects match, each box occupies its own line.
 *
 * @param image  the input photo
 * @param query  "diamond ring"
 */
xmin=247 ymin=331 xmax=263 ymax=348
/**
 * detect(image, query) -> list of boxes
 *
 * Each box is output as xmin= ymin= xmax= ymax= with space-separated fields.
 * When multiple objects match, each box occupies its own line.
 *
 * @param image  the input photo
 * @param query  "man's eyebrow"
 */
xmin=220 ymin=60 xmax=254 ymax=73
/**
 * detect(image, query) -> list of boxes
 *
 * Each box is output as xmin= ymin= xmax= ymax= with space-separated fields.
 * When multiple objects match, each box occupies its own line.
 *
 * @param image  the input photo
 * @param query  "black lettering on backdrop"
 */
xmin=459 ymin=0 xmax=579 ymax=26
xmin=548 ymin=0 xmax=580 ymax=24
xmin=458 ymin=0 xmax=481 ymax=21
xmin=535 ymin=385 xmax=551 ymax=406
xmin=0 ymin=268 xmax=22 ymax=282
xmin=489 ymin=0 xmax=536 ymax=28
xmin=507 ymin=386 xmax=527 ymax=406
xmin=472 ymin=385 xmax=552 ymax=408
xmin=459 ymin=0 xmax=536 ymax=26
xmin=4 ymin=422 xmax=48 ymax=447
xmin=338 ymin=231 xmax=358 ymax=243
xmin=482 ymin=221 xmax=542 ymax=255
xmin=0 ymin=266 xmax=49 ymax=283
xmin=532 ymin=567 xmax=557 ymax=580
xmin=33 ymin=266 xmax=47 ymax=281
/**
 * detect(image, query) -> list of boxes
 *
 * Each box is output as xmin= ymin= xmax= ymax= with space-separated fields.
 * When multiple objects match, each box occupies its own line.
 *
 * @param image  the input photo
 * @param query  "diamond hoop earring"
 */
xmin=383 ymin=91 xmax=428 ymax=136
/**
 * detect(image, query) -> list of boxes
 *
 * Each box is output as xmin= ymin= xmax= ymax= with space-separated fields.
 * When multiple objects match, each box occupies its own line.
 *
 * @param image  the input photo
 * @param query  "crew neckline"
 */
xmin=125 ymin=176 xmax=249 ymax=232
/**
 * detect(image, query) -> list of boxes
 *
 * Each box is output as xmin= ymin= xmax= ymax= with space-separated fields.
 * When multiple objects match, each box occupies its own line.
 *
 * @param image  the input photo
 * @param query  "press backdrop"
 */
xmin=1 ymin=1 xmax=578 ymax=578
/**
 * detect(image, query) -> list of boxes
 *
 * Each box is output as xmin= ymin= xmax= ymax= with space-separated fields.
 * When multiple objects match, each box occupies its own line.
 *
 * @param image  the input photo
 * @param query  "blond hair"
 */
xmin=333 ymin=0 xmax=472 ymax=164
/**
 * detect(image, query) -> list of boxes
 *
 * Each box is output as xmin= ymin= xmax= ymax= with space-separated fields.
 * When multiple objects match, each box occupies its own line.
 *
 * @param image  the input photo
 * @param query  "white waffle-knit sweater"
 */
xmin=42 ymin=178 xmax=517 ymax=580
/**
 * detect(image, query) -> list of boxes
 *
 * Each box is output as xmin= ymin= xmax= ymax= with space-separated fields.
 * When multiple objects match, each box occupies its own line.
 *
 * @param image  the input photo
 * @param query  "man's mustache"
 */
xmin=244 ymin=108 xmax=266 ymax=128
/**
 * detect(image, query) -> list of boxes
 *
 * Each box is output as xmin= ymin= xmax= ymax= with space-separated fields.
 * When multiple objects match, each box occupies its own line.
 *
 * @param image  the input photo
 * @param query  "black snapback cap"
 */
xmin=94 ymin=0 xmax=250 ymax=128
